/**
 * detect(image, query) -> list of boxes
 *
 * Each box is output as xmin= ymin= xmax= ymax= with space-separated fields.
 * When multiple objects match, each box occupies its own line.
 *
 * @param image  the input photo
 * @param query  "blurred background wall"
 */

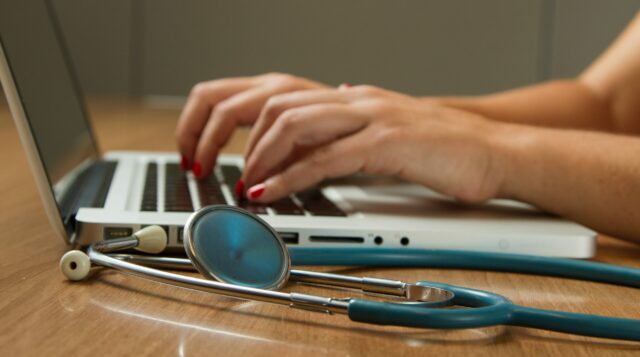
xmin=50 ymin=0 xmax=640 ymax=99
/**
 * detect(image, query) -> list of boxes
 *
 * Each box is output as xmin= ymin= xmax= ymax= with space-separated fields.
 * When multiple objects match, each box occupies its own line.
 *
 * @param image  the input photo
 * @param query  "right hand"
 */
xmin=175 ymin=73 xmax=328 ymax=178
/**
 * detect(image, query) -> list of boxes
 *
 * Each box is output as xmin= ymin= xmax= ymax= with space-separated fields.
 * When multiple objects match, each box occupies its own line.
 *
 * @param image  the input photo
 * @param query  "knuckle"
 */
xmin=277 ymin=109 xmax=302 ymax=132
xmin=355 ymin=84 xmax=382 ymax=97
xmin=361 ymin=99 xmax=391 ymax=116
xmin=263 ymin=96 xmax=287 ymax=119
xmin=212 ymin=100 xmax=237 ymax=121
xmin=190 ymin=82 xmax=210 ymax=98
xmin=270 ymin=73 xmax=299 ymax=89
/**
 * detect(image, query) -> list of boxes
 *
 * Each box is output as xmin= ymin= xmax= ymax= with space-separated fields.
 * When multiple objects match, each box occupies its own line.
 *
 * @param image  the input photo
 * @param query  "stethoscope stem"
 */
xmin=89 ymin=247 xmax=351 ymax=315
xmin=93 ymin=236 xmax=139 ymax=253
xmin=109 ymin=253 xmax=453 ymax=304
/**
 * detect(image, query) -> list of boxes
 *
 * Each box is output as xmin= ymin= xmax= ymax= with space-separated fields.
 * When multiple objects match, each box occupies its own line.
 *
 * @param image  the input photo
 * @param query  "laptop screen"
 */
xmin=0 ymin=0 xmax=99 ymax=186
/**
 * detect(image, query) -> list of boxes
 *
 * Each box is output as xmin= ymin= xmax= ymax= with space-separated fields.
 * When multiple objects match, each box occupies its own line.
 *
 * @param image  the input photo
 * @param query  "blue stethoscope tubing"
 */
xmin=290 ymin=248 xmax=640 ymax=340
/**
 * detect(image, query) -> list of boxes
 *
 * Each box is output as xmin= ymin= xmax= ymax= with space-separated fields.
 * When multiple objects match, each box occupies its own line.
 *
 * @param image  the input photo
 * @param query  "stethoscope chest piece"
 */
xmin=183 ymin=205 xmax=290 ymax=290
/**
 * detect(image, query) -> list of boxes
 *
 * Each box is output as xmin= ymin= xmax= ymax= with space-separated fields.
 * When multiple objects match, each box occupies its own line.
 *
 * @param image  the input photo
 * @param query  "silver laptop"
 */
xmin=0 ymin=0 xmax=596 ymax=258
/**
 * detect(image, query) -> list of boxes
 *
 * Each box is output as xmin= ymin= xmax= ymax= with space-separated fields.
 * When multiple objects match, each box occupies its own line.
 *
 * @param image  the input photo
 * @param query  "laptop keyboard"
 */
xmin=141 ymin=162 xmax=346 ymax=216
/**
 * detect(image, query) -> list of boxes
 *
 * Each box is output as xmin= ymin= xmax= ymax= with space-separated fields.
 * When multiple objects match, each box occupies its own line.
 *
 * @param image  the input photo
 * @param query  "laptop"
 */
xmin=0 ymin=0 xmax=596 ymax=258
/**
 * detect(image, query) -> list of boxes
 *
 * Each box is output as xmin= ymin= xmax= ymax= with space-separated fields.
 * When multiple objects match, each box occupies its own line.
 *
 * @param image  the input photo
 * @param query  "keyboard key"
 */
xmin=270 ymin=197 xmax=305 ymax=215
xmin=165 ymin=163 xmax=193 ymax=212
xmin=295 ymin=188 xmax=346 ymax=217
xmin=141 ymin=163 xmax=158 ymax=211
xmin=196 ymin=175 xmax=226 ymax=206
xmin=237 ymin=199 xmax=268 ymax=214
xmin=220 ymin=165 xmax=242 ymax=185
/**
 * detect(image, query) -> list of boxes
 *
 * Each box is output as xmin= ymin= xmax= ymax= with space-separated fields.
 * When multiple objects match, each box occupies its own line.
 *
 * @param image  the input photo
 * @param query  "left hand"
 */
xmin=241 ymin=85 xmax=509 ymax=203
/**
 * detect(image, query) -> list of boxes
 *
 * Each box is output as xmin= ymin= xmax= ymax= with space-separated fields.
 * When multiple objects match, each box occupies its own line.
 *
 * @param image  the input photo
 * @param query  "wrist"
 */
xmin=485 ymin=121 xmax=540 ymax=201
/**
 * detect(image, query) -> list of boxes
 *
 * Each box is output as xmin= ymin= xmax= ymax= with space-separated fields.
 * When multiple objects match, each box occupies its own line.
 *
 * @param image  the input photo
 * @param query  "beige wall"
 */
xmin=550 ymin=0 xmax=639 ymax=78
xmin=51 ymin=0 xmax=640 ymax=97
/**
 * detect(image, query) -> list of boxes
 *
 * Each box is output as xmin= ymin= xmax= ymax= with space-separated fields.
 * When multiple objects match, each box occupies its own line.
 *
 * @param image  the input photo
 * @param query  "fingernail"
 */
xmin=247 ymin=183 xmax=265 ymax=200
xmin=180 ymin=155 xmax=189 ymax=170
xmin=234 ymin=180 xmax=245 ymax=198
xmin=193 ymin=161 xmax=202 ymax=178
xmin=339 ymin=83 xmax=352 ymax=89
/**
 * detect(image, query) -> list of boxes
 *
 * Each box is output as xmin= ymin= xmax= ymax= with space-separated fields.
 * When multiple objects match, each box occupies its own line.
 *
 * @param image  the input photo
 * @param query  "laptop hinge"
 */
xmin=59 ymin=160 xmax=118 ymax=235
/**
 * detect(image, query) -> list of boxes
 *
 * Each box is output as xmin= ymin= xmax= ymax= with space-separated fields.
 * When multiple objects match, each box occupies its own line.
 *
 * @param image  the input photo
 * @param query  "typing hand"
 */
xmin=241 ymin=85 xmax=510 ymax=203
xmin=176 ymin=73 xmax=328 ymax=179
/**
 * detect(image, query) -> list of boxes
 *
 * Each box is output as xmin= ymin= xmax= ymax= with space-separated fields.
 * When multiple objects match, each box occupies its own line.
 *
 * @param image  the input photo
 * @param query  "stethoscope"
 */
xmin=60 ymin=205 xmax=640 ymax=341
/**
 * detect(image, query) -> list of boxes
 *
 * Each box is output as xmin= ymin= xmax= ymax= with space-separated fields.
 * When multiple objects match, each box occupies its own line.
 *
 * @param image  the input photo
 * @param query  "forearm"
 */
xmin=433 ymin=80 xmax=614 ymax=131
xmin=493 ymin=123 xmax=640 ymax=243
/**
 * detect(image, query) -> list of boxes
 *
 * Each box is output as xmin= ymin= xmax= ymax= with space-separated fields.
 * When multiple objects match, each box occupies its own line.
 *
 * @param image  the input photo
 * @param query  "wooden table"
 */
xmin=1 ymin=98 xmax=640 ymax=356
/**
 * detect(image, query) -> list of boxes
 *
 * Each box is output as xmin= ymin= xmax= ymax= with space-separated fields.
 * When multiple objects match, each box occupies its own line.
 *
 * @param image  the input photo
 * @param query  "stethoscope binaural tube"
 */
xmin=348 ymin=281 xmax=640 ymax=341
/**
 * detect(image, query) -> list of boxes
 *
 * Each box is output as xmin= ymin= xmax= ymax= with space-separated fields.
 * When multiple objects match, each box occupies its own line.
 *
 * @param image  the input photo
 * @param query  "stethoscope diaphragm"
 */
xmin=183 ymin=205 xmax=290 ymax=290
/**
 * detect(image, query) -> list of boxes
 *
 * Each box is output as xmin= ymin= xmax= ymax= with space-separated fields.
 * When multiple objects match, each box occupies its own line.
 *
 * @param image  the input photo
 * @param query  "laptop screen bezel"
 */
xmin=0 ymin=0 xmax=102 ymax=244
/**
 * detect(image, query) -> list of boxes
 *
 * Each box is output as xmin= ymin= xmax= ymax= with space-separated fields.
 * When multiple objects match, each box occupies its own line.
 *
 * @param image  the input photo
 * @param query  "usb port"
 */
xmin=278 ymin=232 xmax=299 ymax=245
xmin=103 ymin=227 xmax=133 ymax=239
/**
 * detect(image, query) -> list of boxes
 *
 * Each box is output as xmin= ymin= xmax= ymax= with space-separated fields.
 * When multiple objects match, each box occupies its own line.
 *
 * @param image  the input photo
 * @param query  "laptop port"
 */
xmin=177 ymin=227 xmax=184 ymax=243
xmin=278 ymin=232 xmax=299 ymax=245
xmin=103 ymin=227 xmax=133 ymax=239
xmin=309 ymin=236 xmax=364 ymax=243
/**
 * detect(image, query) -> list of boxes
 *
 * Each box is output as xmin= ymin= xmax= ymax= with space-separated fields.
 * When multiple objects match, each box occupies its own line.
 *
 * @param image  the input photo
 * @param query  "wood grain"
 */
xmin=1 ymin=98 xmax=639 ymax=356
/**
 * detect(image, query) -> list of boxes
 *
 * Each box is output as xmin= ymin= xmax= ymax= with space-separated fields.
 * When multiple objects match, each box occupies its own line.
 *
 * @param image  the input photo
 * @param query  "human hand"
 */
xmin=241 ymin=85 xmax=509 ymax=203
xmin=175 ymin=73 xmax=328 ymax=179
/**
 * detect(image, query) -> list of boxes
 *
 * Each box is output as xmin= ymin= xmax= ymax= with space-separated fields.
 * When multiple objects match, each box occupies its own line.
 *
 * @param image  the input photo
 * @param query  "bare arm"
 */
xmin=495 ymin=124 xmax=640 ymax=242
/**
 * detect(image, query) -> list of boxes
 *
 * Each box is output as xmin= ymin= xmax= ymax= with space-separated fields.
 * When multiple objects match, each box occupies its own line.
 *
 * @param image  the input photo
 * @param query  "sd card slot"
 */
xmin=309 ymin=236 xmax=364 ymax=243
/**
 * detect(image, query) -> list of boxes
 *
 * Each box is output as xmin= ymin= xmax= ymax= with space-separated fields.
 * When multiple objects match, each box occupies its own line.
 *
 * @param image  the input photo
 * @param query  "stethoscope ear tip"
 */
xmin=60 ymin=250 xmax=91 ymax=281
xmin=134 ymin=225 xmax=167 ymax=254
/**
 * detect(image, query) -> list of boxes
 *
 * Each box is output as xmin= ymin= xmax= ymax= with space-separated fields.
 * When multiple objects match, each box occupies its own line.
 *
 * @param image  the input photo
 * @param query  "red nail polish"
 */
xmin=247 ymin=183 xmax=265 ymax=200
xmin=234 ymin=180 xmax=245 ymax=198
xmin=180 ymin=155 xmax=189 ymax=170
xmin=193 ymin=161 xmax=202 ymax=178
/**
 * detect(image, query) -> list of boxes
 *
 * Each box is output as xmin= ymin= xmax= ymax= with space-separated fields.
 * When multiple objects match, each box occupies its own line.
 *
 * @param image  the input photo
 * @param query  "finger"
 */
xmin=246 ymin=131 xmax=370 ymax=202
xmin=243 ymin=103 xmax=368 ymax=188
xmin=243 ymin=89 xmax=351 ymax=161
xmin=176 ymin=78 xmax=255 ymax=167
xmin=193 ymin=84 xmax=302 ymax=178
